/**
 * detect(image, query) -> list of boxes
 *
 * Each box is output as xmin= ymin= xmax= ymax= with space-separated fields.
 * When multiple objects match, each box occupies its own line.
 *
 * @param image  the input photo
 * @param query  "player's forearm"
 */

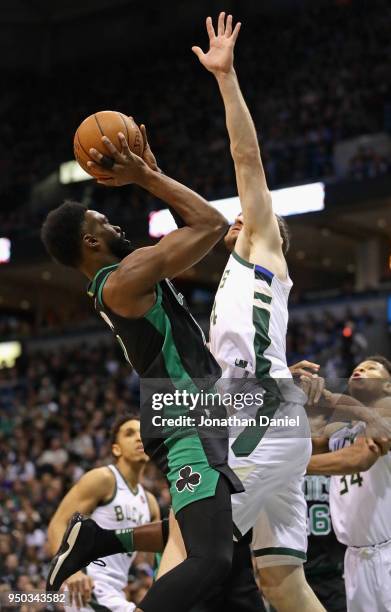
xmin=307 ymin=446 xmax=378 ymax=475
xmin=215 ymin=70 xmax=265 ymax=174
xmin=139 ymin=168 xmax=228 ymax=233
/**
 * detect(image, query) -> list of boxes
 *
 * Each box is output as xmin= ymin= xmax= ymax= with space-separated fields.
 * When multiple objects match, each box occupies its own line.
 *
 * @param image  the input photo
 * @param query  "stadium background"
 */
xmin=0 ymin=0 xmax=390 ymax=608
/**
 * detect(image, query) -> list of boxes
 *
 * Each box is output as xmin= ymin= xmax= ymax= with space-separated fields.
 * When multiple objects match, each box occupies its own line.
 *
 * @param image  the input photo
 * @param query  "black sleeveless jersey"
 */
xmin=87 ymin=263 xmax=243 ymax=493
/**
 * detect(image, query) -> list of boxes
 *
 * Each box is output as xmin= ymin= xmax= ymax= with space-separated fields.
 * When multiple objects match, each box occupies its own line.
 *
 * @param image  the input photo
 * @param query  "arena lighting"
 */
xmin=0 ymin=341 xmax=22 ymax=368
xmin=0 ymin=238 xmax=11 ymax=263
xmin=149 ymin=182 xmax=325 ymax=237
xmin=59 ymin=160 xmax=91 ymax=184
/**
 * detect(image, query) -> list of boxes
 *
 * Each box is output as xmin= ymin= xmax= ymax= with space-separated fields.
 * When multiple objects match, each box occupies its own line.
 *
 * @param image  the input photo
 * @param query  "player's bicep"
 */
xmin=54 ymin=470 xmax=111 ymax=522
xmin=117 ymin=225 xmax=224 ymax=292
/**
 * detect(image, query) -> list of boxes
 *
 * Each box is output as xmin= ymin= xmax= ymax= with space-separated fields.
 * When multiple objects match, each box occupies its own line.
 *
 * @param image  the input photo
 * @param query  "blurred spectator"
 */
xmin=348 ymin=145 xmax=390 ymax=180
xmin=1 ymin=0 xmax=390 ymax=237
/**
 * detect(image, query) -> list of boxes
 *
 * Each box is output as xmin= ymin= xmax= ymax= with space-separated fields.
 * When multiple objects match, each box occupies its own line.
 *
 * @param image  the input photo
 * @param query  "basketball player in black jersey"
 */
xmin=41 ymin=130 xmax=246 ymax=612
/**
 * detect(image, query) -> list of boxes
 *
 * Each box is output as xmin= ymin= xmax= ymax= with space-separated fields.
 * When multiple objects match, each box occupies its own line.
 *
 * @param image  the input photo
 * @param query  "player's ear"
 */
xmin=83 ymin=233 xmax=99 ymax=249
xmin=382 ymin=380 xmax=391 ymax=396
xmin=112 ymin=443 xmax=121 ymax=458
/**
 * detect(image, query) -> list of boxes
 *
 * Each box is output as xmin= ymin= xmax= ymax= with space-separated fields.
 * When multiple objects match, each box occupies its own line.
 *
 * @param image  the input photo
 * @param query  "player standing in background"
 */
xmin=302 ymin=472 xmax=347 ymax=612
xmin=311 ymin=356 xmax=391 ymax=612
xmin=190 ymin=14 xmax=324 ymax=612
xmin=48 ymin=415 xmax=159 ymax=612
xmin=42 ymin=117 xmax=244 ymax=612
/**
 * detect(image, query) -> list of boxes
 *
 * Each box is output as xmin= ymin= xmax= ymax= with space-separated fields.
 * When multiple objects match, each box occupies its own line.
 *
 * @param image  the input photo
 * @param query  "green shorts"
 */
xmin=165 ymin=433 xmax=220 ymax=514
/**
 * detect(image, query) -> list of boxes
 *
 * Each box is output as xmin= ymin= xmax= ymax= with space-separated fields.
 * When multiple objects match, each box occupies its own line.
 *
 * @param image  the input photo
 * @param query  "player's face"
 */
xmin=113 ymin=419 xmax=148 ymax=464
xmin=84 ymin=210 xmax=133 ymax=259
xmin=224 ymin=214 xmax=244 ymax=252
xmin=348 ymin=360 xmax=391 ymax=401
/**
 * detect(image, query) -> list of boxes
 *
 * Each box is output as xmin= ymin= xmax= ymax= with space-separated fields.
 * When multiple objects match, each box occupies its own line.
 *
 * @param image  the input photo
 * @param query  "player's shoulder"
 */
xmin=79 ymin=466 xmax=116 ymax=492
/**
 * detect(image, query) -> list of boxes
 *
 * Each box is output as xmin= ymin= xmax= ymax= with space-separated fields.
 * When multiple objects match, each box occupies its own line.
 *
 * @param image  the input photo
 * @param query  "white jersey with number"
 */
xmin=210 ymin=251 xmax=293 ymax=380
xmin=87 ymin=464 xmax=151 ymax=589
xmin=329 ymin=423 xmax=391 ymax=547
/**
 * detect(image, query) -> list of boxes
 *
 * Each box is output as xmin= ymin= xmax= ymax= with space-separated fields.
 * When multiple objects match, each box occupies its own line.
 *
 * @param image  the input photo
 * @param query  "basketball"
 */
xmin=74 ymin=111 xmax=144 ymax=179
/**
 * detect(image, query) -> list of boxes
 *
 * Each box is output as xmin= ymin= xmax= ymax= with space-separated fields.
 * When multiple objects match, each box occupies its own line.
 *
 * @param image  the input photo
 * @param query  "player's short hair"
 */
xmin=364 ymin=355 xmax=391 ymax=377
xmin=41 ymin=200 xmax=87 ymax=267
xmin=276 ymin=215 xmax=290 ymax=254
xmin=110 ymin=413 xmax=140 ymax=446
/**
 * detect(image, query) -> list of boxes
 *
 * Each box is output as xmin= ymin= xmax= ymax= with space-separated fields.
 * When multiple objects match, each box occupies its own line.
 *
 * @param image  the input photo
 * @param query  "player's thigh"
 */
xmin=230 ymin=436 xmax=311 ymax=538
xmin=156 ymin=509 xmax=186 ymax=579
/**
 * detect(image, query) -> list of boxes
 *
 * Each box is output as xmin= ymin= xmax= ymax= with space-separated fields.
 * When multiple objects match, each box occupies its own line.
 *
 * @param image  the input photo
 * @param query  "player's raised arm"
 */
xmin=88 ymin=134 xmax=228 ymax=316
xmin=193 ymin=13 xmax=280 ymax=252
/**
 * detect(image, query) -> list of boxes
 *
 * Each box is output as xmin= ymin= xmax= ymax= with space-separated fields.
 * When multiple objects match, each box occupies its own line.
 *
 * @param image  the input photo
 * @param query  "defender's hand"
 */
xmin=289 ymin=360 xmax=320 ymax=378
xmin=192 ymin=12 xmax=241 ymax=76
xmin=300 ymin=374 xmax=325 ymax=406
xmin=66 ymin=571 xmax=94 ymax=609
xmin=88 ymin=133 xmax=149 ymax=187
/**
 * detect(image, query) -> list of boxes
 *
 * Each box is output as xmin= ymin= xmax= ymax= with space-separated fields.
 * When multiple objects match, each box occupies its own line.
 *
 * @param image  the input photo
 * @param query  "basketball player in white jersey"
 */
xmin=47 ymin=415 xmax=160 ymax=612
xmin=157 ymin=13 xmax=324 ymax=612
xmin=306 ymin=356 xmax=391 ymax=612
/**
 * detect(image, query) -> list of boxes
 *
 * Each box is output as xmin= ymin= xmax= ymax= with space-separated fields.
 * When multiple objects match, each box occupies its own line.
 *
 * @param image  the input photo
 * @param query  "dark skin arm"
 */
xmin=307 ymin=436 xmax=381 ymax=475
xmin=90 ymin=133 xmax=228 ymax=318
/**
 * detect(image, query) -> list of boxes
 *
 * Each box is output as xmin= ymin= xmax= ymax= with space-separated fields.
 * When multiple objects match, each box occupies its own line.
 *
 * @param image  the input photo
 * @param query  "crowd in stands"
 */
xmin=287 ymin=306 xmax=375 ymax=376
xmin=0 ymin=343 xmax=169 ymax=606
xmin=348 ymin=145 xmax=391 ymax=181
xmin=1 ymin=0 xmax=390 ymax=236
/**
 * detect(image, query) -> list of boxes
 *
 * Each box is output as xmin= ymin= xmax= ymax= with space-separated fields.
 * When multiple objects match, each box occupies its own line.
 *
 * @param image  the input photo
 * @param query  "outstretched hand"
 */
xmin=192 ymin=12 xmax=241 ymax=76
xmin=87 ymin=133 xmax=149 ymax=187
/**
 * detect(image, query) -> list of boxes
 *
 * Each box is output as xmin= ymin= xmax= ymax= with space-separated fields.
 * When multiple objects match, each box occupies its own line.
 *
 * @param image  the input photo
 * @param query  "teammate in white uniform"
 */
xmin=48 ymin=415 xmax=160 ymax=612
xmin=329 ymin=358 xmax=391 ymax=612
xmin=304 ymin=356 xmax=391 ymax=611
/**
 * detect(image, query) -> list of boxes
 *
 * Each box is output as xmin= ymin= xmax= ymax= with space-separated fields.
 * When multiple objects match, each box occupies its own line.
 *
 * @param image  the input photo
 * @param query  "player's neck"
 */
xmin=115 ymin=459 xmax=143 ymax=490
xmin=81 ymin=255 xmax=120 ymax=281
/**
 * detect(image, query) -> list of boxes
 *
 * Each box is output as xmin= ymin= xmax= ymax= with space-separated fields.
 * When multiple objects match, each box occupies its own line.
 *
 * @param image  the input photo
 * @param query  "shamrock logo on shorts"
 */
xmin=175 ymin=466 xmax=202 ymax=493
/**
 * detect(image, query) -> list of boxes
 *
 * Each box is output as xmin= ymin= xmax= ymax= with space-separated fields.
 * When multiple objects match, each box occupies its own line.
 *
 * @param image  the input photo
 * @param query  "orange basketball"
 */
xmin=73 ymin=111 xmax=144 ymax=179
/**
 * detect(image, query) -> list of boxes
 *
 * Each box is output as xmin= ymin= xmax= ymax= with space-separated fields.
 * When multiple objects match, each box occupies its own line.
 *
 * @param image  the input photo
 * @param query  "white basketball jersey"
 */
xmin=87 ymin=465 xmax=151 ymax=589
xmin=210 ymin=251 xmax=292 ymax=380
xmin=329 ymin=423 xmax=391 ymax=547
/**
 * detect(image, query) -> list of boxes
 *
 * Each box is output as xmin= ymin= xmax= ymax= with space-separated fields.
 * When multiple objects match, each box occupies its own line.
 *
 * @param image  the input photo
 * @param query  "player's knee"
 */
xmin=258 ymin=565 xmax=303 ymax=607
xmin=203 ymin=547 xmax=232 ymax=584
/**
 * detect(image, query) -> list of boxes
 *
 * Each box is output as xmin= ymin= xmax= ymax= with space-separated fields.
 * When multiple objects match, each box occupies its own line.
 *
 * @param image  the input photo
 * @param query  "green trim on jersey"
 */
xmin=143 ymin=286 xmax=220 ymax=513
xmin=87 ymin=264 xmax=119 ymax=297
xmin=253 ymin=547 xmax=307 ymax=561
xmin=98 ymin=270 xmax=116 ymax=308
xmin=254 ymin=292 xmax=272 ymax=304
xmin=232 ymin=250 xmax=253 ymax=269
xmin=144 ymin=287 xmax=199 ymax=395
xmin=96 ymin=467 xmax=117 ymax=507
xmin=113 ymin=465 xmax=139 ymax=496
xmin=231 ymin=292 xmax=280 ymax=457
xmin=253 ymin=306 xmax=272 ymax=379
